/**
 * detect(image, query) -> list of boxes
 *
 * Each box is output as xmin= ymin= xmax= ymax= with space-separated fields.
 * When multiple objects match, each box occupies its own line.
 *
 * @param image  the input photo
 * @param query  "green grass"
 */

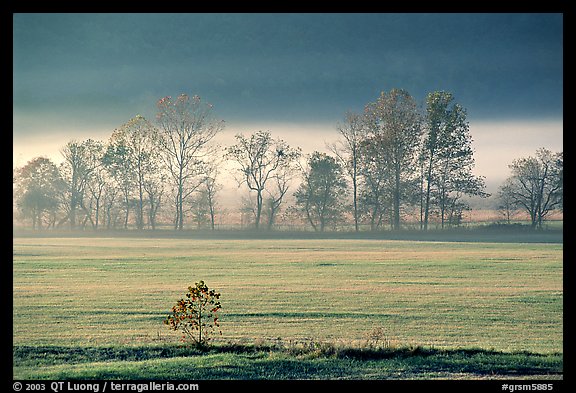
xmin=13 ymin=343 xmax=562 ymax=380
xmin=12 ymin=235 xmax=563 ymax=379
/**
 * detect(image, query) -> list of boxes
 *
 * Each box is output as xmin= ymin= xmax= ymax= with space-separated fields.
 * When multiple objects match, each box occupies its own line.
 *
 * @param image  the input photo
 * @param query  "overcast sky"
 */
xmin=13 ymin=13 xmax=563 ymax=192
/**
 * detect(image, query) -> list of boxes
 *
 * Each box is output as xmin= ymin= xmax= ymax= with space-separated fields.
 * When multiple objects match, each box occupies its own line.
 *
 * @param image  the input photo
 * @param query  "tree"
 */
xmin=263 ymin=158 xmax=298 ymax=230
xmin=76 ymin=140 xmax=108 ymax=230
xmin=497 ymin=179 xmax=521 ymax=224
xmin=328 ymin=111 xmax=366 ymax=232
xmin=14 ymin=157 xmax=63 ymax=229
xmin=143 ymin=167 xmax=166 ymax=230
xmin=191 ymin=188 xmax=212 ymax=229
xmin=164 ymin=280 xmax=222 ymax=348
xmin=201 ymin=164 xmax=222 ymax=231
xmin=363 ymin=89 xmax=422 ymax=230
xmin=357 ymin=137 xmax=394 ymax=230
xmin=108 ymin=115 xmax=162 ymax=230
xmin=155 ymin=94 xmax=224 ymax=230
xmin=59 ymin=140 xmax=101 ymax=229
xmin=102 ymin=175 xmax=121 ymax=230
xmin=102 ymin=142 xmax=135 ymax=229
xmin=189 ymin=159 xmax=222 ymax=231
xmin=499 ymin=148 xmax=563 ymax=229
xmin=294 ymin=151 xmax=348 ymax=232
xmin=421 ymin=91 xmax=488 ymax=229
xmin=225 ymin=130 xmax=300 ymax=230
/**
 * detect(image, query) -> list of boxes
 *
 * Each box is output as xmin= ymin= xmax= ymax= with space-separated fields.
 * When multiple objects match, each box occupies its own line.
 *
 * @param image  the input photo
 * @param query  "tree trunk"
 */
xmin=352 ymin=158 xmax=359 ymax=232
xmin=393 ymin=166 xmax=401 ymax=230
xmin=124 ymin=193 xmax=129 ymax=229
xmin=177 ymin=182 xmax=184 ymax=230
xmin=255 ymin=190 xmax=262 ymax=229
xmin=137 ymin=182 xmax=144 ymax=230
xmin=423 ymin=156 xmax=434 ymax=231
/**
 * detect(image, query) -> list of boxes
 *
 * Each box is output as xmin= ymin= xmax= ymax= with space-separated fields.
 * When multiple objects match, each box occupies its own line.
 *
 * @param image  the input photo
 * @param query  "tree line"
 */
xmin=13 ymin=89 xmax=563 ymax=232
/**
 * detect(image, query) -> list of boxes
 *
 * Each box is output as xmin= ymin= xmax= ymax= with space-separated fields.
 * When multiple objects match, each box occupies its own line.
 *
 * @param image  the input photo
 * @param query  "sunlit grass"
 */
xmin=13 ymin=237 xmax=562 ymax=355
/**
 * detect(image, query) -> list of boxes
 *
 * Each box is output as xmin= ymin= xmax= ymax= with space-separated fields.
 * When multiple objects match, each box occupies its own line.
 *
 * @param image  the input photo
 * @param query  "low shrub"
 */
xmin=164 ymin=280 xmax=222 ymax=349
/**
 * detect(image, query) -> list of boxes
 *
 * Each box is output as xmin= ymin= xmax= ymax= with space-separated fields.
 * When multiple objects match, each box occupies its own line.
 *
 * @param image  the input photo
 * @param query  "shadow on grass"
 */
xmin=13 ymin=226 xmax=563 ymax=244
xmin=13 ymin=343 xmax=563 ymax=379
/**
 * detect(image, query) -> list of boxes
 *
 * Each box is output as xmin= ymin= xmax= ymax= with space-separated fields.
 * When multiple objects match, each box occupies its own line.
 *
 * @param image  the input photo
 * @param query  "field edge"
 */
xmin=13 ymin=343 xmax=563 ymax=380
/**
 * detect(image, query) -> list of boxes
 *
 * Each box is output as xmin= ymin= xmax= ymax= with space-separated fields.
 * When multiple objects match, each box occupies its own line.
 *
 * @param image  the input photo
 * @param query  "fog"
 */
xmin=13 ymin=118 xmax=562 ymax=200
xmin=13 ymin=13 xmax=563 ymax=227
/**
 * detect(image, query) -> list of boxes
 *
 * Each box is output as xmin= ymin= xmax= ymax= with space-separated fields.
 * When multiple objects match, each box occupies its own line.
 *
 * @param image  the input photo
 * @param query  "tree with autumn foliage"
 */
xmin=164 ymin=281 xmax=222 ymax=348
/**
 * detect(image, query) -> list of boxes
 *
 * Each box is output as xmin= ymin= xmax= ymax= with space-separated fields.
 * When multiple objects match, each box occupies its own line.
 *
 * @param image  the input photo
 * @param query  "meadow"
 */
xmin=12 ymin=233 xmax=563 ymax=379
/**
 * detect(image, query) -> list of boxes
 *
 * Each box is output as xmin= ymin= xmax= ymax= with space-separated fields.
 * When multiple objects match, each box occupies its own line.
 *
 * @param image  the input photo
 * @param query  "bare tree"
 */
xmin=102 ymin=175 xmax=121 ymax=230
xmin=201 ymin=162 xmax=222 ymax=231
xmin=59 ymin=140 xmax=101 ymax=229
xmin=190 ymin=163 xmax=221 ymax=231
xmin=102 ymin=142 xmax=135 ymax=229
xmin=225 ymin=130 xmax=300 ymax=230
xmin=357 ymin=138 xmax=394 ymax=230
xmin=82 ymin=140 xmax=106 ymax=229
xmin=327 ymin=111 xmax=366 ymax=232
xmin=155 ymin=94 xmax=224 ymax=230
xmin=143 ymin=168 xmax=166 ymax=230
xmin=500 ymin=148 xmax=563 ymax=229
xmin=263 ymin=163 xmax=296 ymax=230
xmin=497 ymin=179 xmax=521 ymax=224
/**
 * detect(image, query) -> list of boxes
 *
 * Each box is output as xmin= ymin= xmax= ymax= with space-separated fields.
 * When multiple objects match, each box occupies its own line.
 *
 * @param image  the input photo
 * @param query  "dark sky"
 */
xmin=13 ymin=13 xmax=563 ymax=189
xmin=13 ymin=13 xmax=563 ymax=124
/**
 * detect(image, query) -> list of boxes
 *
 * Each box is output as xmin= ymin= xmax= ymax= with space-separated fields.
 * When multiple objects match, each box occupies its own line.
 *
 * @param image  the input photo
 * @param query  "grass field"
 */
xmin=12 ymin=234 xmax=563 ymax=379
